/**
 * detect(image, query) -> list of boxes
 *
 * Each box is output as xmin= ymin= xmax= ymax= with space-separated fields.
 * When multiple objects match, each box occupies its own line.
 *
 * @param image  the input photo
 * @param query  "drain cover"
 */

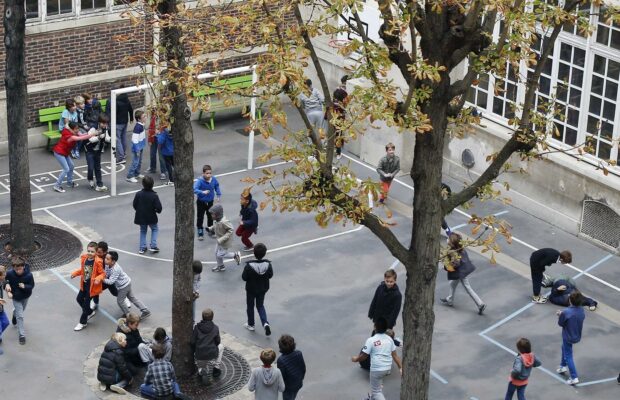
xmin=0 ymin=224 xmax=83 ymax=271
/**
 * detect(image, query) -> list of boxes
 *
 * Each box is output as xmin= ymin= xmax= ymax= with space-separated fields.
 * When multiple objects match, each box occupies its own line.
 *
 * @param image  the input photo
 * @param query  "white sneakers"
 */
xmin=556 ymin=366 xmax=568 ymax=374
xmin=95 ymin=185 xmax=108 ymax=192
xmin=243 ymin=323 xmax=255 ymax=331
xmin=87 ymin=310 xmax=97 ymax=320
xmin=90 ymin=299 xmax=97 ymax=310
xmin=124 ymin=298 xmax=132 ymax=308
xmin=566 ymin=377 xmax=579 ymax=385
xmin=556 ymin=366 xmax=579 ymax=385
xmin=109 ymin=384 xmax=127 ymax=394
xmin=74 ymin=323 xmax=87 ymax=331
xmin=126 ymin=177 xmax=138 ymax=183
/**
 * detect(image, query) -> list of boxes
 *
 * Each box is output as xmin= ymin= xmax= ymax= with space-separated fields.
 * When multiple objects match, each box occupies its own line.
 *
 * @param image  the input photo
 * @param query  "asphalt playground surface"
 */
xmin=0 ymin=109 xmax=618 ymax=400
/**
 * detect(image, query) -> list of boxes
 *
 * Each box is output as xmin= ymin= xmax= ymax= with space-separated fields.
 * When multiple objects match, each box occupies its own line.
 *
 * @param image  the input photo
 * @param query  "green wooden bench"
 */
xmin=38 ymin=99 xmax=107 ymax=151
xmin=193 ymin=75 xmax=262 ymax=130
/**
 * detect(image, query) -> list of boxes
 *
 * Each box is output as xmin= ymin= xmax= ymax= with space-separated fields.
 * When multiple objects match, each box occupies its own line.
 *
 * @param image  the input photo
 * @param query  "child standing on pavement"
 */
xmin=236 ymin=189 xmax=259 ymax=252
xmin=146 ymin=112 xmax=168 ymax=181
xmin=556 ymin=291 xmax=585 ymax=385
xmin=192 ymin=260 xmax=203 ymax=323
xmin=156 ymin=125 xmax=174 ymax=185
xmin=84 ymin=114 xmax=111 ymax=192
xmin=0 ymin=265 xmax=9 ymax=354
xmin=194 ymin=165 xmax=221 ymax=240
xmin=248 ymin=349 xmax=285 ymax=400
xmin=126 ymin=110 xmax=147 ymax=183
xmin=242 ymin=243 xmax=273 ymax=335
xmin=72 ymin=95 xmax=90 ymax=159
xmin=71 ymin=241 xmax=106 ymax=331
xmin=209 ymin=204 xmax=240 ymax=272
xmin=368 ymin=269 xmax=402 ymax=330
xmin=4 ymin=257 xmax=35 ymax=345
xmin=104 ymin=251 xmax=151 ymax=320
xmin=376 ymin=142 xmax=400 ymax=203
xmin=132 ymin=176 xmax=162 ymax=254
xmin=505 ymin=338 xmax=541 ymax=400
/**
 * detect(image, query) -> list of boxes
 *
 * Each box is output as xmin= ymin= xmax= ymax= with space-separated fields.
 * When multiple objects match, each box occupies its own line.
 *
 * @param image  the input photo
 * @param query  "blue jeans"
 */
xmin=140 ymin=382 xmax=180 ymax=398
xmin=53 ymin=152 xmax=74 ymax=187
xmin=127 ymin=150 xmax=143 ymax=178
xmin=246 ymin=292 xmax=268 ymax=327
xmin=12 ymin=298 xmax=28 ymax=338
xmin=504 ymin=382 xmax=526 ymax=400
xmin=561 ymin=339 xmax=578 ymax=379
xmin=0 ymin=311 xmax=9 ymax=337
xmin=140 ymin=224 xmax=159 ymax=250
xmin=149 ymin=142 xmax=166 ymax=174
xmin=116 ymin=124 xmax=128 ymax=161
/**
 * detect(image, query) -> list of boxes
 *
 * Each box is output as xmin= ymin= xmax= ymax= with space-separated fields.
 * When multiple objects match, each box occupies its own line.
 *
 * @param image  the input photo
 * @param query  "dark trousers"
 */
xmin=149 ymin=142 xmax=166 ymax=174
xmin=85 ymin=151 xmax=103 ymax=186
xmin=163 ymin=155 xmax=174 ymax=182
xmin=504 ymin=382 xmax=526 ymax=400
xmin=235 ymin=225 xmax=255 ymax=248
xmin=196 ymin=200 xmax=214 ymax=229
xmin=94 ymin=282 xmax=118 ymax=305
xmin=246 ymin=292 xmax=268 ymax=327
xmin=283 ymin=389 xmax=300 ymax=400
xmin=76 ymin=281 xmax=93 ymax=325
xmin=531 ymin=269 xmax=543 ymax=296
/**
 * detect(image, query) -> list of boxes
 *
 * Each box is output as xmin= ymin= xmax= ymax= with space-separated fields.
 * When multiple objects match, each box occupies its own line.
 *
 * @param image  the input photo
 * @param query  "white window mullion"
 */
xmin=41 ymin=0 xmax=47 ymax=22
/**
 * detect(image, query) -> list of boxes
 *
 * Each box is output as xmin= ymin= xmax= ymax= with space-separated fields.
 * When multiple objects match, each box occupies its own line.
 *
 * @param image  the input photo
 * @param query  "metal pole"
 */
xmin=248 ymin=65 xmax=258 ymax=170
xmin=110 ymin=92 xmax=117 ymax=196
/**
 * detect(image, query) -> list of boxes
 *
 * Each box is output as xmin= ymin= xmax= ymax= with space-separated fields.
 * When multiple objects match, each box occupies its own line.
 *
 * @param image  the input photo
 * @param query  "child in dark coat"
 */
xmin=191 ymin=308 xmax=224 ymax=379
xmin=242 ymin=243 xmax=273 ymax=336
xmin=236 ymin=189 xmax=259 ymax=251
xmin=277 ymin=334 xmax=306 ymax=400
xmin=97 ymin=332 xmax=133 ymax=394
xmin=132 ymin=176 xmax=162 ymax=254
xmin=505 ymin=338 xmax=541 ymax=400
xmin=368 ymin=269 xmax=402 ymax=329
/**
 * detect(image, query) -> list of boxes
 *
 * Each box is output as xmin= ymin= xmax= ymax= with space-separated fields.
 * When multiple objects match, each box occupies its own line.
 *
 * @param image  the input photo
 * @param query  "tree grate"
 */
xmin=0 ymin=224 xmax=83 ymax=271
xmin=579 ymin=200 xmax=620 ymax=251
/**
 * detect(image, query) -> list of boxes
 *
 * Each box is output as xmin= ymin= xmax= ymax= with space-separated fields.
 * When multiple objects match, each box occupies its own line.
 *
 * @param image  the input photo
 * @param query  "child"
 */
xmin=140 ymin=343 xmax=184 ymax=398
xmin=126 ymin=110 xmax=147 ymax=183
xmin=72 ymin=95 xmax=90 ymax=159
xmin=84 ymin=114 xmax=111 ymax=192
xmin=236 ymin=189 xmax=259 ymax=252
xmin=209 ymin=204 xmax=240 ymax=272
xmin=52 ymin=121 xmax=97 ymax=193
xmin=358 ymin=329 xmax=401 ymax=370
xmin=193 ymin=164 xmax=221 ymax=240
xmin=556 ymin=291 xmax=585 ymax=385
xmin=192 ymin=260 xmax=203 ymax=323
xmin=331 ymin=87 xmax=348 ymax=160
xmin=141 ymin=327 xmax=173 ymax=363
xmin=248 ymin=349 xmax=285 ymax=400
xmin=4 ymin=257 xmax=35 ymax=345
xmin=191 ymin=308 xmax=224 ymax=379
xmin=505 ymin=338 xmax=541 ymax=400
xmin=241 ymin=243 xmax=273 ymax=335
xmin=132 ymin=176 xmax=162 ymax=254
xmin=277 ymin=335 xmax=306 ymax=400
xmin=117 ymin=312 xmax=152 ymax=370
xmin=104 ymin=251 xmax=151 ymax=320
xmin=70 ymin=241 xmax=105 ymax=331
xmin=58 ymin=98 xmax=78 ymax=133
xmin=97 ymin=332 xmax=133 ymax=394
xmin=368 ymin=269 xmax=402 ymax=330
xmin=299 ymin=78 xmax=325 ymax=137
xmin=157 ymin=124 xmax=175 ymax=185
xmin=376 ymin=142 xmax=400 ymax=203
xmin=83 ymin=93 xmax=102 ymax=129
xmin=0 ymin=265 xmax=9 ymax=354
xmin=93 ymin=241 xmax=128 ymax=310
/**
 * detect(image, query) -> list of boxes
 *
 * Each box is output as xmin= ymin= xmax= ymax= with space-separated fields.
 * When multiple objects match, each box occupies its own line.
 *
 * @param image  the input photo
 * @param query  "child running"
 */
xmin=104 ymin=251 xmax=151 ymax=320
xmin=71 ymin=241 xmax=105 ymax=331
xmin=236 ymin=188 xmax=259 ymax=252
xmin=209 ymin=204 xmax=240 ymax=272
xmin=376 ymin=142 xmax=400 ymax=203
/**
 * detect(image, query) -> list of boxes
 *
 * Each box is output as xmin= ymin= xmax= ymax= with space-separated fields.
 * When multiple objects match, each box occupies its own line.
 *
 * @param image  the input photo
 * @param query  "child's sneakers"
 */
xmin=53 ymin=186 xmax=65 ymax=193
xmin=566 ymin=377 xmax=579 ymax=385
xmin=87 ymin=310 xmax=97 ymax=320
xmin=212 ymin=367 xmax=222 ymax=378
xmin=531 ymin=295 xmax=547 ymax=304
xmin=74 ymin=323 xmax=87 ymax=331
xmin=99 ymin=383 xmax=107 ymax=392
xmin=95 ymin=185 xmax=108 ymax=192
xmin=212 ymin=265 xmax=226 ymax=272
xmin=109 ymin=384 xmax=127 ymax=395
xmin=556 ymin=366 xmax=568 ymax=374
xmin=150 ymin=247 xmax=160 ymax=253
xmin=89 ymin=180 xmax=95 ymax=188
xmin=90 ymin=299 xmax=97 ymax=310
xmin=197 ymin=228 xmax=204 ymax=241
xmin=242 ymin=246 xmax=254 ymax=252
xmin=138 ymin=248 xmax=147 ymax=254
xmin=243 ymin=323 xmax=255 ymax=332
xmin=234 ymin=252 xmax=241 ymax=265
xmin=127 ymin=177 xmax=138 ymax=183
xmin=264 ymin=323 xmax=271 ymax=336
xmin=124 ymin=298 xmax=132 ymax=308
xmin=140 ymin=310 xmax=152 ymax=320
xmin=160 ymin=173 xmax=167 ymax=180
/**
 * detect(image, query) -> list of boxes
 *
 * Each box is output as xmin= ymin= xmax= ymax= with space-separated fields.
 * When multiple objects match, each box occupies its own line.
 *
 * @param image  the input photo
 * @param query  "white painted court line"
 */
xmin=430 ymin=369 xmax=449 ymax=384
xmin=451 ymin=210 xmax=510 ymax=231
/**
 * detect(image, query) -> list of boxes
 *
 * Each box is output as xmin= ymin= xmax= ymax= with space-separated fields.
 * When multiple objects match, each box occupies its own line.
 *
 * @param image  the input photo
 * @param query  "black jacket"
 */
xmin=530 ymin=248 xmax=560 ymax=273
xmin=5 ymin=269 xmax=34 ymax=301
xmin=97 ymin=339 xmax=133 ymax=385
xmin=241 ymin=259 xmax=273 ymax=295
xmin=84 ymin=99 xmax=102 ymax=128
xmin=133 ymin=189 xmax=162 ymax=225
xmin=239 ymin=200 xmax=259 ymax=230
xmin=191 ymin=320 xmax=221 ymax=361
xmin=117 ymin=318 xmax=146 ymax=365
xmin=107 ymin=93 xmax=134 ymax=124
xmin=277 ymin=350 xmax=306 ymax=392
xmin=368 ymin=281 xmax=402 ymax=329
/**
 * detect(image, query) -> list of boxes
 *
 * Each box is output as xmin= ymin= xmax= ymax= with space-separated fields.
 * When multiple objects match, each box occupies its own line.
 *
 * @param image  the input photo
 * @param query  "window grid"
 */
xmin=596 ymin=6 xmax=620 ymax=51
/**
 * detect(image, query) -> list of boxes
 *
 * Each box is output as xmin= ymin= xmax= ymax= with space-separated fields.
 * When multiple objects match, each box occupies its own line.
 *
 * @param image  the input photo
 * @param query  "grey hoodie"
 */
xmin=248 ymin=366 xmax=285 ymax=400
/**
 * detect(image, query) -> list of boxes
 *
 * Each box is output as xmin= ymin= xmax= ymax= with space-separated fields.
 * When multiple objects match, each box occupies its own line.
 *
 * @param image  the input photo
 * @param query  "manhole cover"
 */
xmin=0 ymin=224 xmax=83 ymax=271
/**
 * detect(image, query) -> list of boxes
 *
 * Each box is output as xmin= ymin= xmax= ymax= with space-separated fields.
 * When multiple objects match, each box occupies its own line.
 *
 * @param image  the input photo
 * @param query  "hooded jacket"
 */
xmin=510 ymin=352 xmax=542 ymax=386
xmin=210 ymin=205 xmax=234 ymax=248
xmin=191 ymin=320 xmax=221 ymax=361
xmin=368 ymin=281 xmax=402 ymax=329
xmin=70 ymin=254 xmax=105 ymax=297
xmin=97 ymin=339 xmax=133 ymax=385
xmin=247 ymin=366 xmax=285 ymax=400
xmin=240 ymin=199 xmax=259 ymax=231
xmin=107 ymin=93 xmax=134 ymax=125
xmin=277 ymin=350 xmax=306 ymax=393
xmin=117 ymin=318 xmax=146 ymax=365
xmin=242 ymin=259 xmax=273 ymax=295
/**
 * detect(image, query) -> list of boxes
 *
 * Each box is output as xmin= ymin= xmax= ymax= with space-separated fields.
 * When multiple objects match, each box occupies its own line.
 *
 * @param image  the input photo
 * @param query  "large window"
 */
xmin=46 ymin=0 xmax=73 ymax=17
xmin=26 ymin=0 xmax=39 ymax=18
xmin=586 ymin=54 xmax=619 ymax=160
xmin=596 ymin=7 xmax=620 ymax=51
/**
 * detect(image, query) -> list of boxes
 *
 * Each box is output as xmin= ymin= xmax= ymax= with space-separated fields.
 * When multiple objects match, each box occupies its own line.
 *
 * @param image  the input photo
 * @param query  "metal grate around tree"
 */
xmin=579 ymin=200 xmax=620 ymax=251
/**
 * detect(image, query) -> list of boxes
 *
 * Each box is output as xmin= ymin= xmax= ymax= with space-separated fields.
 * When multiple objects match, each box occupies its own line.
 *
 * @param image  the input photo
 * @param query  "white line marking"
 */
xmin=217 ymin=168 xmax=247 ymax=177
xmin=389 ymin=259 xmax=400 ymax=270
xmin=575 ymin=377 xmax=619 ymax=387
xmin=343 ymin=153 xmax=414 ymax=190
xmin=258 ymin=160 xmax=291 ymax=169
xmin=430 ymin=369 xmax=448 ymax=384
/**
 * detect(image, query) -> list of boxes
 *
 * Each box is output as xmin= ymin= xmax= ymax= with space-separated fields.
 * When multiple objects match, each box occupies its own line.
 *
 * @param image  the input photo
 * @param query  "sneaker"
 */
xmin=117 ymin=159 xmax=126 ymax=165
xmin=197 ymin=228 xmax=204 ymax=241
xmin=589 ymin=302 xmax=598 ymax=311
xmin=74 ymin=323 xmax=87 ymax=331
xmin=19 ymin=336 xmax=25 ymax=345
xmin=233 ymin=251 xmax=241 ymax=265
xmin=150 ymin=247 xmax=160 ymax=253
xmin=140 ymin=310 xmax=152 ymax=320
xmin=109 ymin=384 xmax=127 ymax=395
xmin=566 ymin=377 xmax=579 ymax=385
xmin=336 ymin=153 xmax=342 ymax=160
xmin=165 ymin=181 xmax=174 ymax=186
xmin=557 ymin=366 xmax=568 ymax=374
xmin=439 ymin=298 xmax=453 ymax=307
xmin=264 ymin=323 xmax=271 ymax=336
xmin=531 ymin=296 xmax=547 ymax=304
xmin=138 ymin=248 xmax=146 ymax=254
xmin=160 ymin=173 xmax=167 ymax=180
xmin=379 ymin=198 xmax=384 ymax=204
xmin=95 ymin=185 xmax=108 ymax=192
xmin=68 ymin=182 xmax=79 ymax=188
xmin=89 ymin=180 xmax=95 ymax=188
xmin=137 ymin=174 xmax=145 ymax=179
xmin=53 ymin=186 xmax=65 ymax=193
xmin=212 ymin=367 xmax=222 ymax=378
xmin=145 ymin=168 xmax=155 ymax=173
xmin=242 ymin=246 xmax=254 ymax=252
xmin=126 ymin=177 xmax=138 ymax=183
xmin=243 ymin=323 xmax=255 ymax=331
xmin=212 ymin=265 xmax=226 ymax=272
xmin=99 ymin=383 xmax=107 ymax=392
xmin=478 ymin=304 xmax=487 ymax=315
xmin=124 ymin=298 xmax=132 ymax=308
xmin=90 ymin=299 xmax=97 ymax=310
xmin=87 ymin=310 xmax=97 ymax=320
xmin=616 ymin=374 xmax=620 ymax=384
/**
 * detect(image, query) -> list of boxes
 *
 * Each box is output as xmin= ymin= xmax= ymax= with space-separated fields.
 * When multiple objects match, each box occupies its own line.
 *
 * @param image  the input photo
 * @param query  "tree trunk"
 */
xmin=4 ymin=0 xmax=34 ymax=254
xmin=158 ymin=0 xmax=196 ymax=377
xmin=401 ymin=99 xmax=448 ymax=400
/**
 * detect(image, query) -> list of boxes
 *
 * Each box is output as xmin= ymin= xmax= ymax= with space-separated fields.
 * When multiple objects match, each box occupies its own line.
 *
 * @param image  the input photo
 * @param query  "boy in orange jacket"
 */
xmin=71 ymin=241 xmax=105 ymax=331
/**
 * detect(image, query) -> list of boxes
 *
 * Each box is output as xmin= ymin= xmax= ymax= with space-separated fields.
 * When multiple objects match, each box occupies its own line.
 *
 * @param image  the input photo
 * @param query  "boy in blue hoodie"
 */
xmin=126 ymin=110 xmax=147 ymax=183
xmin=556 ymin=291 xmax=585 ymax=385
xmin=505 ymin=337 xmax=541 ymax=400
xmin=236 ymin=189 xmax=259 ymax=251
xmin=193 ymin=164 xmax=222 ymax=240
xmin=156 ymin=125 xmax=174 ymax=185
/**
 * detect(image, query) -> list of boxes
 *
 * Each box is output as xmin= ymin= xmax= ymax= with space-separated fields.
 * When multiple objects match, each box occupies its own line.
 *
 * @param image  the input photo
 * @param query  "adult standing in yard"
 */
xmin=107 ymin=87 xmax=134 ymax=164
xmin=133 ymin=176 xmax=162 ymax=254
xmin=530 ymin=248 xmax=572 ymax=304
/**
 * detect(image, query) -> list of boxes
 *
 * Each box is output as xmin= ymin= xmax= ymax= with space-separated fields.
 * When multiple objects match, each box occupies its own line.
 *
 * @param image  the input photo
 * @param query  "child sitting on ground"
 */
xmin=97 ymin=332 xmax=133 ymax=395
xmin=142 ymin=327 xmax=173 ymax=363
xmin=140 ymin=343 xmax=184 ymax=399
xmin=117 ymin=312 xmax=152 ymax=372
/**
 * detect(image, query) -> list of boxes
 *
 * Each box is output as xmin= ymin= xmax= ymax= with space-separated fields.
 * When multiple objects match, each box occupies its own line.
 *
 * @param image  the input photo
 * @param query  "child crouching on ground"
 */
xmin=140 ymin=343 xmax=185 ymax=398
xmin=97 ymin=332 xmax=133 ymax=394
